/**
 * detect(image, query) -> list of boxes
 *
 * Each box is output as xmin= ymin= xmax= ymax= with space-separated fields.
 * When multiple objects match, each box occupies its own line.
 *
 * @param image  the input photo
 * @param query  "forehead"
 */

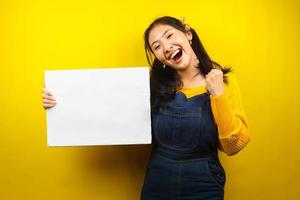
xmin=148 ymin=24 xmax=176 ymax=43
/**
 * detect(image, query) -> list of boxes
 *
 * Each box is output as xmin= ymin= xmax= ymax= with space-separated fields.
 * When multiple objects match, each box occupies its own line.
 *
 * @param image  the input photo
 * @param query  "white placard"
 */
xmin=45 ymin=67 xmax=151 ymax=146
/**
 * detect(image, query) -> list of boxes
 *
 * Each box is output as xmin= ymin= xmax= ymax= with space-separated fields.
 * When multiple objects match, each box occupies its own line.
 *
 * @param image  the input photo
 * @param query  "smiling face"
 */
xmin=148 ymin=24 xmax=196 ymax=71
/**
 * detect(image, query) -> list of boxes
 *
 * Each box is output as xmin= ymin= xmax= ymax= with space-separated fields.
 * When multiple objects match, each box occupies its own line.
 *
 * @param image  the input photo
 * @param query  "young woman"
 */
xmin=42 ymin=16 xmax=250 ymax=200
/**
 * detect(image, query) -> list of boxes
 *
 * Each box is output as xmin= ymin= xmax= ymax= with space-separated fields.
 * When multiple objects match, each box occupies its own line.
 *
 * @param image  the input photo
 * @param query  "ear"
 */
xmin=184 ymin=26 xmax=193 ymax=41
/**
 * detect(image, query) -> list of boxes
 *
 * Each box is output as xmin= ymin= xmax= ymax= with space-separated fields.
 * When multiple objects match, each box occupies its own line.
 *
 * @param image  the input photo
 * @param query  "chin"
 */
xmin=169 ymin=66 xmax=187 ymax=72
xmin=172 ymin=62 xmax=190 ymax=71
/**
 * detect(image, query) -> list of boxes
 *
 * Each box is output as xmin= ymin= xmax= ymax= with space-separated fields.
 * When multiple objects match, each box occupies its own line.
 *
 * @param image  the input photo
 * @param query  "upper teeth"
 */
xmin=170 ymin=49 xmax=180 ymax=59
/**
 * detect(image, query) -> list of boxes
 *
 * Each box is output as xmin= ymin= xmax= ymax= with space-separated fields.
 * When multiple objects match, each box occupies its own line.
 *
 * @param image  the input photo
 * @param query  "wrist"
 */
xmin=211 ymin=90 xmax=224 ymax=97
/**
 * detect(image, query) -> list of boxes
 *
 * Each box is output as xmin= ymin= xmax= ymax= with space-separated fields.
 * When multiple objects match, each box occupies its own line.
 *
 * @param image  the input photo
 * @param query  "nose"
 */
xmin=164 ymin=44 xmax=173 ymax=54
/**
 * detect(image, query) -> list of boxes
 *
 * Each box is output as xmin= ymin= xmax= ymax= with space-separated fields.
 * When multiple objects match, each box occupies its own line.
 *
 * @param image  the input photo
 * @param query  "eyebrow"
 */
xmin=150 ymin=29 xmax=172 ymax=48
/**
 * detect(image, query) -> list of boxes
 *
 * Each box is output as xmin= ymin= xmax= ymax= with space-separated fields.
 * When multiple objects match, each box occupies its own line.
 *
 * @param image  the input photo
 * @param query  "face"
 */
xmin=148 ymin=24 xmax=195 ymax=71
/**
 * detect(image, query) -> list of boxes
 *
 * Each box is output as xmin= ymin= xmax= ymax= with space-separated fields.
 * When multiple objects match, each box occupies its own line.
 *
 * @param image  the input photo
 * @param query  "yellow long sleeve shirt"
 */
xmin=178 ymin=74 xmax=251 ymax=156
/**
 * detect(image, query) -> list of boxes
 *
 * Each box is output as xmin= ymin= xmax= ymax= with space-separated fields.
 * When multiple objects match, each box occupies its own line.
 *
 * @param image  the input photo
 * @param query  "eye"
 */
xmin=167 ymin=33 xmax=173 ymax=39
xmin=154 ymin=45 xmax=161 ymax=50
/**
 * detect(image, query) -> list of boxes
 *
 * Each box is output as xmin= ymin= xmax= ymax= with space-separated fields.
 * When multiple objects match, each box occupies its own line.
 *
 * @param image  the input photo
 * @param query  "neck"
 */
xmin=177 ymin=53 xmax=205 ymax=86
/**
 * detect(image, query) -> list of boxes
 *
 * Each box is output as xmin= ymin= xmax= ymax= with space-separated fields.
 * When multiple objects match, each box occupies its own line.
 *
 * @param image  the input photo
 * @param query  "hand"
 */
xmin=42 ymin=87 xmax=56 ymax=109
xmin=205 ymin=69 xmax=225 ymax=96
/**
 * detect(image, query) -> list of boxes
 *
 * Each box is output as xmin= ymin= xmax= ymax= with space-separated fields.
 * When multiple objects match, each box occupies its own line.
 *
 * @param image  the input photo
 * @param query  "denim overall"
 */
xmin=141 ymin=91 xmax=226 ymax=200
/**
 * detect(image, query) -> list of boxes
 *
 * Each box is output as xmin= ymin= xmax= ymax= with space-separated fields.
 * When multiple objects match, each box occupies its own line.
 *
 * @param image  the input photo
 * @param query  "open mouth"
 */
xmin=171 ymin=49 xmax=183 ymax=62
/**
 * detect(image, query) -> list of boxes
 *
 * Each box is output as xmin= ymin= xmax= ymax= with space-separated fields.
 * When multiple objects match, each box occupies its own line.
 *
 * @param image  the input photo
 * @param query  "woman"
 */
xmin=42 ymin=16 xmax=250 ymax=200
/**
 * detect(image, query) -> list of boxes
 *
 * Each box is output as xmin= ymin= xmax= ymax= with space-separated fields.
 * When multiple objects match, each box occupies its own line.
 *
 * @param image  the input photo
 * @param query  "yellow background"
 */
xmin=1 ymin=0 xmax=299 ymax=199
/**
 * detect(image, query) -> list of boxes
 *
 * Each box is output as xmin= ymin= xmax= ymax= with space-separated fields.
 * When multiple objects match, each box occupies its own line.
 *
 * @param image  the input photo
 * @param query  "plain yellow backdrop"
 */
xmin=1 ymin=0 xmax=299 ymax=199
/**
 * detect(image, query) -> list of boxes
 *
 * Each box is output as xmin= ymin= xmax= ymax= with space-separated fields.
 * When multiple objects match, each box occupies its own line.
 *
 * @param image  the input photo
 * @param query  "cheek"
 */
xmin=174 ymin=35 xmax=189 ymax=48
xmin=154 ymin=50 xmax=165 ymax=61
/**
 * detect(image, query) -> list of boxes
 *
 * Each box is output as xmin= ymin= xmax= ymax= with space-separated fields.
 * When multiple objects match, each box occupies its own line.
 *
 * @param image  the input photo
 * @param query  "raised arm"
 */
xmin=210 ymin=74 xmax=251 ymax=156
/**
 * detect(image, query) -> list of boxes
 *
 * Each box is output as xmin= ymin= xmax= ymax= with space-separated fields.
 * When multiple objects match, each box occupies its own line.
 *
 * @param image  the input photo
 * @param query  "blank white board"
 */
xmin=45 ymin=67 xmax=151 ymax=146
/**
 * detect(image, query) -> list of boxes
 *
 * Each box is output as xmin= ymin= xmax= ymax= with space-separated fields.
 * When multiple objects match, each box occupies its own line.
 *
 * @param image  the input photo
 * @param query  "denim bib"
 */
xmin=141 ymin=92 xmax=226 ymax=200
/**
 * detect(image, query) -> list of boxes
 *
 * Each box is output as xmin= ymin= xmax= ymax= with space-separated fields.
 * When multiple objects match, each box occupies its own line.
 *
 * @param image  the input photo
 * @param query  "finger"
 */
xmin=205 ymin=71 xmax=211 ymax=77
xmin=211 ymin=69 xmax=221 ymax=73
xmin=206 ymin=69 xmax=215 ymax=76
xmin=42 ymin=94 xmax=55 ymax=99
xmin=43 ymin=90 xmax=53 ymax=96
xmin=43 ymin=103 xmax=54 ymax=109
xmin=205 ymin=76 xmax=212 ymax=83
xmin=205 ymin=71 xmax=216 ymax=78
xmin=43 ymin=99 xmax=56 ymax=104
xmin=213 ymin=69 xmax=223 ymax=76
xmin=216 ymin=69 xmax=223 ymax=75
xmin=206 ymin=72 xmax=219 ymax=79
xmin=208 ymin=69 xmax=222 ymax=76
xmin=42 ymin=88 xmax=53 ymax=96
xmin=42 ymin=94 xmax=56 ymax=101
xmin=43 ymin=102 xmax=56 ymax=108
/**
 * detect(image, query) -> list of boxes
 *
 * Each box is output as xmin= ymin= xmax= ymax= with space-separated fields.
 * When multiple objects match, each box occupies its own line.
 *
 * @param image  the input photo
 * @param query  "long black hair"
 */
xmin=144 ymin=16 xmax=232 ymax=115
